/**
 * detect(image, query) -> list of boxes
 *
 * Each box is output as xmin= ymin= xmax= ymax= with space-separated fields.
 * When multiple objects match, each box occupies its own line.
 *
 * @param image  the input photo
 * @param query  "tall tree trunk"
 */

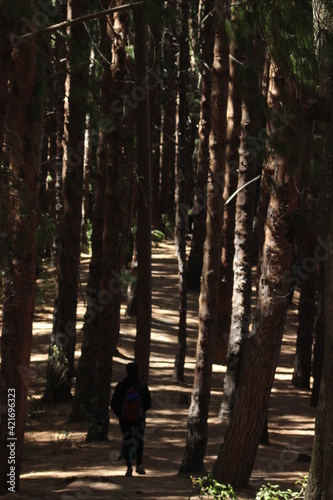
xmin=305 ymin=2 xmax=333 ymax=497
xmin=311 ymin=262 xmax=325 ymax=407
xmin=180 ymin=0 xmax=230 ymax=472
xmin=187 ymin=0 xmax=214 ymax=292
xmin=212 ymin=62 xmax=298 ymax=488
xmin=71 ymin=11 xmax=111 ymax=421
xmin=0 ymin=8 xmax=10 ymax=162
xmin=173 ymin=0 xmax=191 ymax=382
xmin=86 ymin=0 xmax=130 ymax=441
xmin=214 ymin=4 xmax=243 ymax=364
xmin=44 ymin=0 xmax=90 ymax=403
xmin=133 ymin=1 xmax=152 ymax=385
xmin=292 ymin=241 xmax=317 ymax=389
xmin=159 ymin=8 xmax=177 ymax=230
xmin=219 ymin=50 xmax=260 ymax=419
xmin=0 ymin=22 xmax=39 ymax=493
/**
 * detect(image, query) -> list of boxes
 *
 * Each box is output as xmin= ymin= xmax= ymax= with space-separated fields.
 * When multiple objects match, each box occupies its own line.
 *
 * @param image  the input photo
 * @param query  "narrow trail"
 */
xmin=13 ymin=240 xmax=316 ymax=499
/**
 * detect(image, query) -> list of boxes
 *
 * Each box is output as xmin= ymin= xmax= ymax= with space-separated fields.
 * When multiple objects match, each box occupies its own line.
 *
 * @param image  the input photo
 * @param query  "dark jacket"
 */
xmin=111 ymin=374 xmax=151 ymax=420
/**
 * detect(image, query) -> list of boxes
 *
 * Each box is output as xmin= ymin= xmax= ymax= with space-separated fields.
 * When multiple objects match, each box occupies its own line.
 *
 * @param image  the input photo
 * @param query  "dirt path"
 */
xmin=10 ymin=240 xmax=316 ymax=499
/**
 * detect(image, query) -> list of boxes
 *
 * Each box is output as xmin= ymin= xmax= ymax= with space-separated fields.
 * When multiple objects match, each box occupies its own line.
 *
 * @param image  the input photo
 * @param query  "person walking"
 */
xmin=111 ymin=361 xmax=151 ymax=476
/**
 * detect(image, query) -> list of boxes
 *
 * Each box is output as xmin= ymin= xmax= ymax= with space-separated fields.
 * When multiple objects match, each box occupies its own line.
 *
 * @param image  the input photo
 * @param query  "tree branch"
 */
xmin=18 ymin=2 xmax=143 ymax=40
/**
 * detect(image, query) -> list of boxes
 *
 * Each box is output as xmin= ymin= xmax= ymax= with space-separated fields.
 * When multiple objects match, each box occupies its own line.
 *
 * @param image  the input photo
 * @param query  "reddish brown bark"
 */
xmin=180 ymin=0 xmax=230 ymax=472
xmin=212 ymin=62 xmax=298 ymax=487
xmin=0 ymin=28 xmax=39 ymax=493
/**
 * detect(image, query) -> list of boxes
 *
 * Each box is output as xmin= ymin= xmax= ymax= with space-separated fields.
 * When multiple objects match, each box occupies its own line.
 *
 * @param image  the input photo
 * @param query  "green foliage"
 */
xmin=255 ymin=476 xmax=308 ymax=500
xmin=151 ymin=229 xmax=165 ymax=245
xmin=192 ymin=475 xmax=238 ymax=499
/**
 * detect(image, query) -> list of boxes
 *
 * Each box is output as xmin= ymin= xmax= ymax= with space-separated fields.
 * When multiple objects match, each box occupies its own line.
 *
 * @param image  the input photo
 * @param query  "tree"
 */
xmin=212 ymin=61 xmax=299 ymax=487
xmin=220 ymin=20 xmax=261 ymax=419
xmin=0 ymin=12 xmax=40 ymax=491
xmin=180 ymin=0 xmax=230 ymax=472
xmin=133 ymin=1 xmax=152 ymax=384
xmin=44 ymin=0 xmax=90 ymax=403
xmin=70 ymin=6 xmax=110 ymax=421
xmin=173 ymin=0 xmax=192 ymax=382
xmin=187 ymin=0 xmax=215 ymax=292
xmin=305 ymin=1 xmax=333 ymax=497
xmin=86 ymin=0 xmax=131 ymax=441
xmin=0 ymin=7 xmax=10 ymax=163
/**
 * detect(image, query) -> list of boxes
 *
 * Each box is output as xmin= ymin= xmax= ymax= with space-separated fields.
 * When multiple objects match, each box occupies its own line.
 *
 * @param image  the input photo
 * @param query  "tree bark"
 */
xmin=86 ymin=0 xmax=130 ymax=441
xmin=311 ymin=262 xmax=325 ymax=407
xmin=0 ymin=23 xmax=39 ymax=493
xmin=133 ymin=1 xmax=152 ymax=385
xmin=187 ymin=0 xmax=214 ymax=292
xmin=292 ymin=241 xmax=317 ymax=389
xmin=180 ymin=0 xmax=230 ymax=472
xmin=71 ymin=9 xmax=111 ymax=420
xmin=44 ymin=0 xmax=90 ymax=403
xmin=173 ymin=0 xmax=192 ymax=382
xmin=212 ymin=62 xmax=298 ymax=488
xmin=0 ymin=7 xmax=10 ymax=162
xmin=305 ymin=2 xmax=333 ymax=497
xmin=215 ymin=4 xmax=243 ymax=364
xmin=219 ymin=47 xmax=260 ymax=419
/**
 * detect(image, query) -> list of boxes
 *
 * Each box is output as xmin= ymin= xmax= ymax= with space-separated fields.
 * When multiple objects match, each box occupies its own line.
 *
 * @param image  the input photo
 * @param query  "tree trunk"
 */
xmin=86 ymin=0 xmax=130 ymax=441
xmin=133 ymin=2 xmax=152 ymax=385
xmin=159 ymin=9 xmax=177 ymax=230
xmin=173 ymin=0 xmax=191 ymax=382
xmin=292 ymin=241 xmax=317 ymax=389
xmin=219 ymin=49 xmax=260 ymax=419
xmin=187 ymin=0 xmax=214 ymax=292
xmin=0 ymin=24 xmax=39 ymax=493
xmin=305 ymin=2 xmax=333 ymax=497
xmin=311 ymin=262 xmax=325 ymax=407
xmin=214 ymin=5 xmax=243 ymax=364
xmin=0 ymin=8 xmax=10 ymax=162
xmin=180 ymin=0 xmax=230 ymax=472
xmin=212 ymin=62 xmax=298 ymax=488
xmin=44 ymin=0 xmax=90 ymax=403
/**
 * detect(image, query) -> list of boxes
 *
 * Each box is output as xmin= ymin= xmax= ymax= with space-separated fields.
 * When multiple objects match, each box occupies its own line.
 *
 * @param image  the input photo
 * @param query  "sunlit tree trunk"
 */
xmin=215 ymin=3 xmax=243 ymax=364
xmin=0 ymin=21 xmax=39 ymax=492
xmin=212 ymin=62 xmax=298 ymax=487
xmin=219 ymin=57 xmax=260 ymax=419
xmin=180 ymin=0 xmax=230 ymax=472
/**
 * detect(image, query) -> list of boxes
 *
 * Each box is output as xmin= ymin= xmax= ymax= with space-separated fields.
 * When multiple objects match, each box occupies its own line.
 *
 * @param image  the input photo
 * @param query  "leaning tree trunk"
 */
xmin=44 ymin=0 xmax=90 ymax=403
xmin=133 ymin=1 xmax=152 ymax=385
xmin=219 ymin=53 xmax=260 ymax=420
xmin=187 ymin=0 xmax=214 ymax=292
xmin=173 ymin=0 xmax=192 ymax=382
xmin=305 ymin=2 xmax=333 ymax=497
xmin=180 ymin=0 xmax=230 ymax=472
xmin=86 ymin=0 xmax=130 ymax=441
xmin=0 ymin=24 xmax=39 ymax=493
xmin=212 ymin=62 xmax=298 ymax=488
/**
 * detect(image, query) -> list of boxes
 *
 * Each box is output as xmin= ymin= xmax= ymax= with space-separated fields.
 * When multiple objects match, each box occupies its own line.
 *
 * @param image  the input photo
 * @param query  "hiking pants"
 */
xmin=119 ymin=417 xmax=146 ymax=467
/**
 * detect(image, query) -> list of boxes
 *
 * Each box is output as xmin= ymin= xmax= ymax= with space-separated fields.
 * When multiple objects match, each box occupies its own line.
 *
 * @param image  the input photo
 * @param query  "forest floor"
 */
xmin=4 ymin=240 xmax=317 ymax=499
